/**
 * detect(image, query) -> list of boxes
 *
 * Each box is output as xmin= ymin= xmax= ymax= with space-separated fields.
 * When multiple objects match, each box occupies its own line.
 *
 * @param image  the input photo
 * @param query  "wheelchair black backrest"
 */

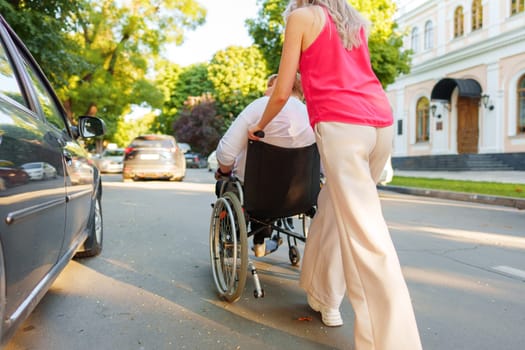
xmin=243 ymin=140 xmax=321 ymax=220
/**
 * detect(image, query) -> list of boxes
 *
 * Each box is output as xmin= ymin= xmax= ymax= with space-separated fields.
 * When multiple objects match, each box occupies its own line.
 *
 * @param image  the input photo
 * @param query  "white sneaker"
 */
xmin=253 ymin=243 xmax=266 ymax=257
xmin=307 ymin=294 xmax=343 ymax=327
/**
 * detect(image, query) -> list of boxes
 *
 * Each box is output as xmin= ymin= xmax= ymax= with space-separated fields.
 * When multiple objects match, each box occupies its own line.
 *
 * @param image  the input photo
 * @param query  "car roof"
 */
xmin=134 ymin=134 xmax=175 ymax=141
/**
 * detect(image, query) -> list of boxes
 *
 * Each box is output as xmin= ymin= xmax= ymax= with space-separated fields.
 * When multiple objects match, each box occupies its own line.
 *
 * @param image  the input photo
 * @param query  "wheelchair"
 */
xmin=209 ymin=139 xmax=321 ymax=302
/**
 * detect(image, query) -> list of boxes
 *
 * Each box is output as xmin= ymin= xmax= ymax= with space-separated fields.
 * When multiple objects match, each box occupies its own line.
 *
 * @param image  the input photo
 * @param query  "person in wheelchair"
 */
xmin=214 ymin=73 xmax=315 ymax=257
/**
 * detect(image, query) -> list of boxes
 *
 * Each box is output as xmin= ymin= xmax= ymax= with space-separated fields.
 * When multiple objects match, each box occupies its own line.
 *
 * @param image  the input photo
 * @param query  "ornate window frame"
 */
xmin=454 ymin=6 xmax=464 ymax=38
xmin=416 ymin=97 xmax=430 ymax=143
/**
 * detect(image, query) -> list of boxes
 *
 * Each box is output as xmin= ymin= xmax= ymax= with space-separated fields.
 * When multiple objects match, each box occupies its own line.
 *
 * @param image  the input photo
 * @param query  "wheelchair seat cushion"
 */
xmin=243 ymin=140 xmax=320 ymax=220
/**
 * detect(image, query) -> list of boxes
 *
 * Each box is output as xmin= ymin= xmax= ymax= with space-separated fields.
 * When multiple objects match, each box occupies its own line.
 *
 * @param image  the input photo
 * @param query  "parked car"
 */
xmin=178 ymin=142 xmax=191 ymax=154
xmin=0 ymin=166 xmax=30 ymax=186
xmin=122 ymin=134 xmax=186 ymax=181
xmin=0 ymin=15 xmax=106 ymax=347
xmin=207 ymin=150 xmax=218 ymax=172
xmin=185 ymin=152 xmax=208 ymax=168
xmin=92 ymin=148 xmax=125 ymax=173
xmin=21 ymin=161 xmax=58 ymax=180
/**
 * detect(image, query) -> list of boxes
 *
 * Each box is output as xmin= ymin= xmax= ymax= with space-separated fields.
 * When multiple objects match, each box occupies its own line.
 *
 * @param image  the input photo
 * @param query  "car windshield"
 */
xmin=131 ymin=139 xmax=173 ymax=148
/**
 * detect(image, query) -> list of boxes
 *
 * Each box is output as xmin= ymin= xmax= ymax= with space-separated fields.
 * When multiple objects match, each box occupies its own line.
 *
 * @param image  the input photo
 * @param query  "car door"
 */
xmin=0 ymin=25 xmax=66 ymax=319
xmin=13 ymin=30 xmax=95 ymax=255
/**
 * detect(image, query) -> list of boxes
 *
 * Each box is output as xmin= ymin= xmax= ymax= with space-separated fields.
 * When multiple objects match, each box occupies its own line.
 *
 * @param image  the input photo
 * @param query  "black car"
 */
xmin=122 ymin=134 xmax=186 ymax=181
xmin=0 ymin=15 xmax=106 ymax=346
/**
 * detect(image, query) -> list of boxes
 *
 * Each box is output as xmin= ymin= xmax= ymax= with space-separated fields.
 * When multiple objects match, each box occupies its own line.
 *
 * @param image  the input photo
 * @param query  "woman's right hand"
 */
xmin=248 ymin=126 xmax=264 ymax=140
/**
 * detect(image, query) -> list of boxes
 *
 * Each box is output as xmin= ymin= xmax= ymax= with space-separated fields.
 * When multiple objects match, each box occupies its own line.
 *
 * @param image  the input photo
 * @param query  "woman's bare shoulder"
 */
xmin=288 ymin=6 xmax=317 ymax=21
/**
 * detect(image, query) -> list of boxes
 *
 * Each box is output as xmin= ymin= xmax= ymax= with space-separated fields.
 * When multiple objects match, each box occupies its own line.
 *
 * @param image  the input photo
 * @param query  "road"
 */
xmin=6 ymin=169 xmax=525 ymax=350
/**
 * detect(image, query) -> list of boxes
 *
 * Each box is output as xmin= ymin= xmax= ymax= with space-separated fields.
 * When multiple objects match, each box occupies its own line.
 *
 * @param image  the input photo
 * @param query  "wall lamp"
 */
xmin=481 ymin=94 xmax=494 ymax=110
xmin=430 ymin=104 xmax=437 ymax=117
xmin=430 ymin=103 xmax=442 ymax=119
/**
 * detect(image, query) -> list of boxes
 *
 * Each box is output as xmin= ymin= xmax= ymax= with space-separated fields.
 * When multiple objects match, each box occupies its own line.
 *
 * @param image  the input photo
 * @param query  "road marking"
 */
xmin=492 ymin=265 xmax=525 ymax=280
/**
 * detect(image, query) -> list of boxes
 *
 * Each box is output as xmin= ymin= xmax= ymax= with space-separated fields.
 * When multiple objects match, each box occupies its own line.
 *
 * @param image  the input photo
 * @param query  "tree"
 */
xmin=113 ymin=112 xmax=158 ymax=147
xmin=208 ymin=45 xmax=269 ymax=123
xmin=0 ymin=0 xmax=89 ymax=88
xmin=246 ymin=0 xmax=411 ymax=87
xmin=61 ymin=0 xmax=206 ymax=140
xmin=350 ymin=0 xmax=411 ymax=86
xmin=173 ymin=95 xmax=224 ymax=155
xmin=246 ymin=0 xmax=285 ymax=74
xmin=1 ymin=0 xmax=207 ymax=145
xmin=153 ymin=62 xmax=214 ymax=134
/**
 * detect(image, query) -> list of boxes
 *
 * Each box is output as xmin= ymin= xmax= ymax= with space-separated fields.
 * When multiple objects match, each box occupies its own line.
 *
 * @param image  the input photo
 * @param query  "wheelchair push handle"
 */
xmin=254 ymin=130 xmax=265 ymax=138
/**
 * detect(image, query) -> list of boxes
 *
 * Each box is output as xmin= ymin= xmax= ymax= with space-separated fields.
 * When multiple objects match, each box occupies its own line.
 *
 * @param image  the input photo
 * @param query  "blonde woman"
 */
xmin=248 ymin=1 xmax=422 ymax=349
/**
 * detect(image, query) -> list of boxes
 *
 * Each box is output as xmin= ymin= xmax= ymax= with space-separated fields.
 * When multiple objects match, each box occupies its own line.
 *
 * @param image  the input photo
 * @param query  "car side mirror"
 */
xmin=79 ymin=116 xmax=106 ymax=138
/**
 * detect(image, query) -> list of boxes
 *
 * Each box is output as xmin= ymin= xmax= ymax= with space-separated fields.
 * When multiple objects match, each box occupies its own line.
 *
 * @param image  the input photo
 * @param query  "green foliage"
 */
xmin=156 ymin=45 xmax=269 ymax=146
xmin=368 ymin=27 xmax=411 ymax=87
xmin=153 ymin=62 xmax=215 ymax=134
xmin=246 ymin=0 xmax=286 ymax=74
xmin=62 ymin=0 xmax=206 ymax=140
xmin=246 ymin=0 xmax=412 ymax=87
xmin=390 ymin=177 xmax=525 ymax=199
xmin=1 ymin=0 xmax=207 ymax=146
xmin=113 ymin=112 xmax=158 ymax=147
xmin=0 ymin=0 xmax=89 ymax=88
xmin=208 ymin=45 xmax=269 ymax=122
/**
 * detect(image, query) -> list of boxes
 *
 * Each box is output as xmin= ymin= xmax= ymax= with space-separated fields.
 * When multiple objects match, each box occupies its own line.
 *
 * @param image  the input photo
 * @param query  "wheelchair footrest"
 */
xmin=249 ymin=261 xmax=264 ymax=298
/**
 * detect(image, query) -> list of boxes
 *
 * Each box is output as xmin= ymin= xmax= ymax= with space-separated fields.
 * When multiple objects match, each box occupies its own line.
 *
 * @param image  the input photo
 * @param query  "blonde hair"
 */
xmin=283 ymin=0 xmax=370 ymax=50
xmin=267 ymin=74 xmax=278 ymax=88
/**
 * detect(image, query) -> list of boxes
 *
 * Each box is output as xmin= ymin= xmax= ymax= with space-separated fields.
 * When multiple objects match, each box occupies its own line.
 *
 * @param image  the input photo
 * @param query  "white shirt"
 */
xmin=216 ymin=96 xmax=315 ymax=181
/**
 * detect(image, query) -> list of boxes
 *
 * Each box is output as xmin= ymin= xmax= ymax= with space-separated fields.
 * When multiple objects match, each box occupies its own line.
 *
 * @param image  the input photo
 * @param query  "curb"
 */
xmin=377 ymin=185 xmax=525 ymax=210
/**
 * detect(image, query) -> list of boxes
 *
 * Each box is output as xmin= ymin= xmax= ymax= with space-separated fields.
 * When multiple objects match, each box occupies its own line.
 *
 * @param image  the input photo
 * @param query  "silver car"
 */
xmin=92 ymin=148 xmax=125 ymax=173
xmin=21 ymin=162 xmax=58 ymax=180
xmin=122 ymin=134 xmax=186 ymax=181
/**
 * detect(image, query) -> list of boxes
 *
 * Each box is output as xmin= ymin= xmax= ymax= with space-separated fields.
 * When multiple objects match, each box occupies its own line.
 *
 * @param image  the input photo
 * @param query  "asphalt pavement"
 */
xmin=379 ymin=170 xmax=525 ymax=210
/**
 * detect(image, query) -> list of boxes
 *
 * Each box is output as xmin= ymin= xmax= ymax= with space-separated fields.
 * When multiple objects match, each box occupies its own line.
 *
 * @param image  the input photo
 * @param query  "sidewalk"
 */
xmin=378 ymin=170 xmax=525 ymax=209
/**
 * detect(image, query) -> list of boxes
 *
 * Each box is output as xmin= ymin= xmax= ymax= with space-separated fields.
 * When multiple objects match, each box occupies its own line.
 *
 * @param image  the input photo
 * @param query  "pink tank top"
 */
xmin=299 ymin=8 xmax=393 ymax=128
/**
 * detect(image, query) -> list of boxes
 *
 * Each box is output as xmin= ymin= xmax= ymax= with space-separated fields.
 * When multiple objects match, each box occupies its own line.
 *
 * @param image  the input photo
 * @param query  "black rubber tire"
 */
xmin=289 ymin=245 xmax=301 ymax=266
xmin=75 ymin=193 xmax=103 ymax=258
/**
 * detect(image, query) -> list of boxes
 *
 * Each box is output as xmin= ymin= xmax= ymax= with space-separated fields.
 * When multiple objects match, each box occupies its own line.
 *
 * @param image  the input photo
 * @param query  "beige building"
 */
xmin=387 ymin=0 xmax=525 ymax=169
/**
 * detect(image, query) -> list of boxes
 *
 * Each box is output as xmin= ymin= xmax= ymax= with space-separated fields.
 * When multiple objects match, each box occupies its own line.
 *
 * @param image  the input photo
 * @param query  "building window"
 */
xmin=518 ymin=74 xmax=525 ymax=134
xmin=416 ymin=97 xmax=430 ymax=142
xmin=511 ymin=0 xmax=525 ymax=15
xmin=411 ymin=27 xmax=419 ymax=52
xmin=424 ymin=21 xmax=433 ymax=49
xmin=454 ymin=6 xmax=464 ymax=37
xmin=472 ymin=0 xmax=483 ymax=30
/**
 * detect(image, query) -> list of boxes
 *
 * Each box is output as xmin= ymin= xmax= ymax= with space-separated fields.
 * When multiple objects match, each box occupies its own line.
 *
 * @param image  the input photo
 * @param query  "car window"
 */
xmin=22 ymin=163 xmax=40 ymax=169
xmin=0 ymin=39 xmax=26 ymax=107
xmin=131 ymin=139 xmax=174 ymax=148
xmin=21 ymin=56 xmax=67 ymax=132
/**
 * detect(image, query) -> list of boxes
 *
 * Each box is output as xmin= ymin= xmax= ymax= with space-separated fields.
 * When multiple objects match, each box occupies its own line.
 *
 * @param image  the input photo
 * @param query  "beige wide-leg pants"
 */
xmin=299 ymin=122 xmax=422 ymax=350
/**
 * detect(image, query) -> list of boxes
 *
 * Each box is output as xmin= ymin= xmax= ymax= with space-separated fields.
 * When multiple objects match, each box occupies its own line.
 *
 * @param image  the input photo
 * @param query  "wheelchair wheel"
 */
xmin=289 ymin=245 xmax=301 ymax=266
xmin=209 ymin=192 xmax=248 ymax=302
